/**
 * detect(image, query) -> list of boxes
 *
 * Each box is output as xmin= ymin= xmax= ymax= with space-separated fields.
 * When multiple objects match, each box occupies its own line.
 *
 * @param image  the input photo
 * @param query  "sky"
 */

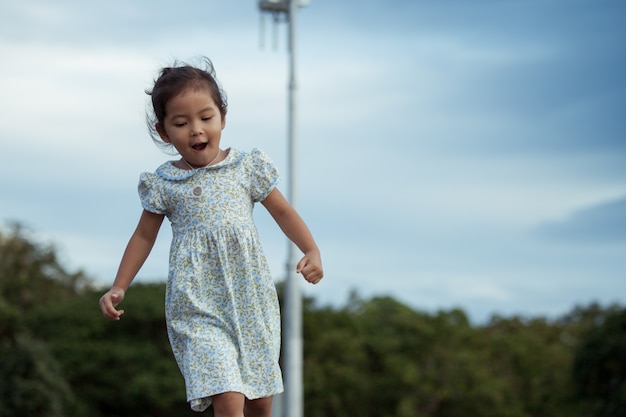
xmin=1 ymin=0 xmax=625 ymax=323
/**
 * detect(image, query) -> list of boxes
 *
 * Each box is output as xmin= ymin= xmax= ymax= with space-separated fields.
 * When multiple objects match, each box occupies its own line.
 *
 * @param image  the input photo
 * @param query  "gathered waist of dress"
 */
xmin=170 ymin=219 xmax=256 ymax=235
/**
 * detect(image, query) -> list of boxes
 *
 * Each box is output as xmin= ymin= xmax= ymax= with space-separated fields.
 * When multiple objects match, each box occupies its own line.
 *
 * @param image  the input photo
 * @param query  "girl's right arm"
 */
xmin=99 ymin=209 xmax=164 ymax=320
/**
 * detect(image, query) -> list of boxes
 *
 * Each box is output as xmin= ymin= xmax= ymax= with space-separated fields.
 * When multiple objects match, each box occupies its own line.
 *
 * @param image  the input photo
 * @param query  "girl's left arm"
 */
xmin=262 ymin=188 xmax=324 ymax=284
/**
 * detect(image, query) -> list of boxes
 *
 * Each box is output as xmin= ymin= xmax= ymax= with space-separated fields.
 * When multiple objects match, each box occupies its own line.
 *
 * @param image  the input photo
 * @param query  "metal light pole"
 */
xmin=257 ymin=1 xmax=307 ymax=417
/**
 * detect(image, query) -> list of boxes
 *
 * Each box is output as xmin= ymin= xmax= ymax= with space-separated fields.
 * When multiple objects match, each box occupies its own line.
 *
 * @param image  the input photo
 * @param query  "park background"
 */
xmin=1 ymin=0 xmax=625 ymax=416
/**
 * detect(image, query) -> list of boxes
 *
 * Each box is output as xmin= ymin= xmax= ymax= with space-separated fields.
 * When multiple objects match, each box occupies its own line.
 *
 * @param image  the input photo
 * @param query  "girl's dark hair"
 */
xmin=145 ymin=57 xmax=228 ymax=152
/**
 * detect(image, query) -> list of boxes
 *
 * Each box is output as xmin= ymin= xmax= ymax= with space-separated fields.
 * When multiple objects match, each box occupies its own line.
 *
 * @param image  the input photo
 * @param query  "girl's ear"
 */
xmin=221 ymin=115 xmax=226 ymax=130
xmin=156 ymin=123 xmax=170 ymax=143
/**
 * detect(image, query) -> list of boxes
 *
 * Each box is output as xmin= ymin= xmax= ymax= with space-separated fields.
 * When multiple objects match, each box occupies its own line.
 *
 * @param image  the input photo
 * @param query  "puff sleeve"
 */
xmin=249 ymin=148 xmax=280 ymax=202
xmin=138 ymin=172 xmax=168 ymax=215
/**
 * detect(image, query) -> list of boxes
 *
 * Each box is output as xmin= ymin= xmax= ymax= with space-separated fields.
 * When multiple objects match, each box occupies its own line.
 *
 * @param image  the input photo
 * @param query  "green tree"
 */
xmin=0 ymin=223 xmax=88 ymax=312
xmin=27 ymin=284 xmax=197 ymax=417
xmin=0 ymin=223 xmax=85 ymax=416
xmin=0 ymin=329 xmax=76 ymax=417
xmin=573 ymin=308 xmax=626 ymax=417
xmin=481 ymin=315 xmax=579 ymax=417
xmin=302 ymin=292 xmax=370 ymax=417
xmin=303 ymin=293 xmax=526 ymax=417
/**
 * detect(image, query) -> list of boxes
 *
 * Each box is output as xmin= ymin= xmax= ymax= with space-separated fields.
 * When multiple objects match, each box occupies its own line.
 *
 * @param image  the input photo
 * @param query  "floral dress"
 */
xmin=138 ymin=148 xmax=284 ymax=412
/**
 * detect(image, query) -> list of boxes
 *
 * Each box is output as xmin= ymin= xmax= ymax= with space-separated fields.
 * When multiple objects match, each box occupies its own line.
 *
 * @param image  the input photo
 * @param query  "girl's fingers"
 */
xmin=99 ymin=292 xmax=125 ymax=320
xmin=298 ymin=261 xmax=323 ymax=284
xmin=296 ymin=257 xmax=308 ymax=274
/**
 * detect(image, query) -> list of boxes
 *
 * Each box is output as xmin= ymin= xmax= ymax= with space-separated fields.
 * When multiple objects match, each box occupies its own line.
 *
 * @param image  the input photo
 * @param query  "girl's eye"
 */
xmin=202 ymin=116 xmax=212 ymax=121
xmin=174 ymin=122 xmax=187 ymax=127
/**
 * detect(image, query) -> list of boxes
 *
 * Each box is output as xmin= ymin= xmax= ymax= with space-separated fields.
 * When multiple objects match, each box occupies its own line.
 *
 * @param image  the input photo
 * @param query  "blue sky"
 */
xmin=1 ymin=0 xmax=625 ymax=322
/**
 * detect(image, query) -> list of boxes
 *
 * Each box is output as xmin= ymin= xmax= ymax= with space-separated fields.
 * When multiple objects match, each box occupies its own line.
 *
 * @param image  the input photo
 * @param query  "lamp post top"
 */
xmin=259 ymin=0 xmax=309 ymax=14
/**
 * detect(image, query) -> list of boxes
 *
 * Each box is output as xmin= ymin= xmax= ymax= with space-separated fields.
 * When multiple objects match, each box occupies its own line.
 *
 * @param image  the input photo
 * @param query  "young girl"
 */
xmin=99 ymin=58 xmax=323 ymax=417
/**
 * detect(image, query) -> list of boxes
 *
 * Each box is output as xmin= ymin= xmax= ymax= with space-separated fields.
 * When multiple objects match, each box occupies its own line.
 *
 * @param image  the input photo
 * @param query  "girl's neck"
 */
xmin=182 ymin=148 xmax=221 ymax=170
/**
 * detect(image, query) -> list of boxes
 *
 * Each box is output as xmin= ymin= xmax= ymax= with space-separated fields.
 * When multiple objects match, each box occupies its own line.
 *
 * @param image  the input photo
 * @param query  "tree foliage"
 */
xmin=573 ymin=308 xmax=626 ymax=417
xmin=0 ymin=223 xmax=86 ymax=312
xmin=1 ymin=223 xmax=625 ymax=416
xmin=0 ymin=223 xmax=85 ymax=417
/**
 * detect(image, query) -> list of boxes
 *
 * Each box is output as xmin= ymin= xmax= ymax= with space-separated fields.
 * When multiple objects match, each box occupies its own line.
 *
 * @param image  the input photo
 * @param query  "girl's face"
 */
xmin=156 ymin=88 xmax=226 ymax=168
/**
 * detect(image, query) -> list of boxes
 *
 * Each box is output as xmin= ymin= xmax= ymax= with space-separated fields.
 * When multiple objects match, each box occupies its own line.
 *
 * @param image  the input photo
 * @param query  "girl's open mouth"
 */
xmin=192 ymin=143 xmax=208 ymax=151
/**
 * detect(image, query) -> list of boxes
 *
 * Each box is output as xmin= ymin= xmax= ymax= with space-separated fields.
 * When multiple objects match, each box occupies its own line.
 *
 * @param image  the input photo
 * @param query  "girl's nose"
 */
xmin=190 ymin=121 xmax=203 ymax=135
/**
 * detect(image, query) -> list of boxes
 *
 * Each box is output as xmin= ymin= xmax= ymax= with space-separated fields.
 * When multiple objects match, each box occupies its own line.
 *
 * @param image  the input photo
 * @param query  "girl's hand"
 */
xmin=296 ymin=251 xmax=324 ymax=284
xmin=99 ymin=286 xmax=126 ymax=321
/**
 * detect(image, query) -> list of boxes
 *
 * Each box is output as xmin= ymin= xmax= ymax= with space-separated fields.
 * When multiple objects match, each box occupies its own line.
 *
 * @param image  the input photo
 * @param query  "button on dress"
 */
xmin=138 ymin=148 xmax=284 ymax=412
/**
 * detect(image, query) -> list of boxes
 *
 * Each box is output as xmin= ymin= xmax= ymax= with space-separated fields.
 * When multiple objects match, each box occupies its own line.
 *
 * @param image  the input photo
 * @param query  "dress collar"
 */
xmin=155 ymin=148 xmax=241 ymax=181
